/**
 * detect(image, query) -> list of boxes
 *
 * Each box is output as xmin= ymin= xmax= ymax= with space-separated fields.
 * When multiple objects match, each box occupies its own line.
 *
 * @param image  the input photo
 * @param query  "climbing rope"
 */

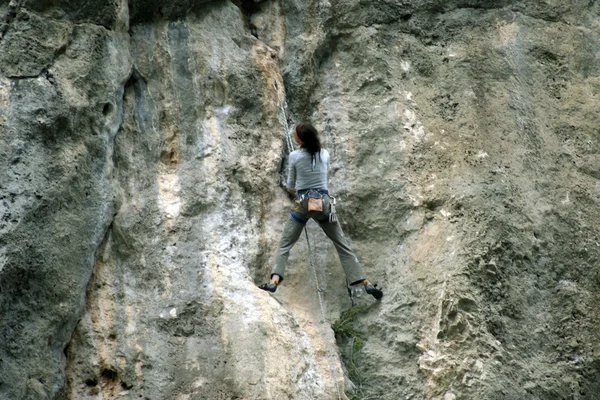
xmin=274 ymin=78 xmax=342 ymax=400
xmin=273 ymin=80 xmax=295 ymax=153
xmin=304 ymin=227 xmax=343 ymax=400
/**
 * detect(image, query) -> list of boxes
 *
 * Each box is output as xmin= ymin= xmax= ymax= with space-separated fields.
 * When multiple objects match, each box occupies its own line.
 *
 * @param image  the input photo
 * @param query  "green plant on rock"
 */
xmin=332 ymin=304 xmax=378 ymax=399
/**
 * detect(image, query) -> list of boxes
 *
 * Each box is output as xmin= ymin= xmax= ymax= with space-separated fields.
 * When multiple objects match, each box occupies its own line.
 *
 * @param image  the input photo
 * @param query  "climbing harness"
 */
xmin=274 ymin=79 xmax=342 ymax=400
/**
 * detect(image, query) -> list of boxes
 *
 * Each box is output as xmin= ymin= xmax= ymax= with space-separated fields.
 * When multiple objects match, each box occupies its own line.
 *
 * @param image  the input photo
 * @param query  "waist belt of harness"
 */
xmin=296 ymin=188 xmax=329 ymax=201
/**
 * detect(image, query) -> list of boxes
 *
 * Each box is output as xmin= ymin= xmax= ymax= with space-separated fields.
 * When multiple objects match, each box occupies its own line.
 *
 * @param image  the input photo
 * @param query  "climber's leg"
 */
xmin=317 ymin=220 xmax=366 ymax=285
xmin=271 ymin=214 xmax=306 ymax=282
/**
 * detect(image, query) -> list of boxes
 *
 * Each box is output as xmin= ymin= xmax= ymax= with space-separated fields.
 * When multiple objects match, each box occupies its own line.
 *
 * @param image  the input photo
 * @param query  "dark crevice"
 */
xmin=237 ymin=0 xmax=261 ymax=20
xmin=7 ymin=73 xmax=41 ymax=80
xmin=101 ymin=368 xmax=117 ymax=381
xmin=103 ymin=102 xmax=113 ymax=116
xmin=234 ymin=0 xmax=261 ymax=38
xmin=121 ymin=381 xmax=133 ymax=390
xmin=8 ymin=68 xmax=56 ymax=85
xmin=128 ymin=0 xmax=215 ymax=25
xmin=122 ymin=66 xmax=149 ymax=127
xmin=111 ymin=67 xmax=144 ymax=169
xmin=85 ymin=378 xmax=98 ymax=387
xmin=124 ymin=67 xmax=148 ymax=88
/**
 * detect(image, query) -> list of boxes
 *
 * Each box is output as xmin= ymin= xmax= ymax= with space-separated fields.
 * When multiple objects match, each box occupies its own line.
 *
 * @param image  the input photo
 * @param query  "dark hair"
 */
xmin=295 ymin=122 xmax=322 ymax=166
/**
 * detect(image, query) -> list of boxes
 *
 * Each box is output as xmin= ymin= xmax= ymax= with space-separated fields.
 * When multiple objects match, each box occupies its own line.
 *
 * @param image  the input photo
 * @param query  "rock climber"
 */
xmin=258 ymin=122 xmax=383 ymax=300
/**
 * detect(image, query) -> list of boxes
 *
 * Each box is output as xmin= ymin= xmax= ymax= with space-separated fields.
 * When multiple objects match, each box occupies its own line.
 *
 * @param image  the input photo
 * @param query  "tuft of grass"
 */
xmin=331 ymin=305 xmax=370 ymax=390
xmin=332 ymin=305 xmax=385 ymax=399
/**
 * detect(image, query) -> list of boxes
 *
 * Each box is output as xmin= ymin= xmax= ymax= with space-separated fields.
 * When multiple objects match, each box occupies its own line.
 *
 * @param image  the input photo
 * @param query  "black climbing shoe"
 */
xmin=259 ymin=283 xmax=278 ymax=293
xmin=365 ymin=283 xmax=383 ymax=300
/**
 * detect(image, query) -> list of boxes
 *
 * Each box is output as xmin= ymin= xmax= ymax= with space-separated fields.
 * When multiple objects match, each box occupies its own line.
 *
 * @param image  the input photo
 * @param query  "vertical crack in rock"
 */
xmin=62 ymin=59 xmax=134 ymax=398
xmin=244 ymin=2 xmax=352 ymax=398
xmin=236 ymin=0 xmax=261 ymax=38
xmin=65 ymin=224 xmax=120 ymax=399
xmin=70 ymin=62 xmax=153 ymax=397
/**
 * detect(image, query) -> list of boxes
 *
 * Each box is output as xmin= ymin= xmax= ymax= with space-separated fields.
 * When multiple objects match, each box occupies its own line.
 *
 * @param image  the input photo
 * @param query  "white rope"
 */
xmin=274 ymin=78 xmax=342 ymax=399
xmin=304 ymin=227 xmax=343 ymax=400
xmin=274 ymin=80 xmax=295 ymax=153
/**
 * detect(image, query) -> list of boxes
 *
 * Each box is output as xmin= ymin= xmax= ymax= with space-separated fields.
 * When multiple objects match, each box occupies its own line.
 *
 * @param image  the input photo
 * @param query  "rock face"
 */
xmin=1 ymin=0 xmax=599 ymax=399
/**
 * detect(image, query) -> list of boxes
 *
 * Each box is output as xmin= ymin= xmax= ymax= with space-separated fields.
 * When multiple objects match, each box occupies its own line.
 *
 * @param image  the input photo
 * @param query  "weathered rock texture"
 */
xmin=1 ymin=0 xmax=599 ymax=399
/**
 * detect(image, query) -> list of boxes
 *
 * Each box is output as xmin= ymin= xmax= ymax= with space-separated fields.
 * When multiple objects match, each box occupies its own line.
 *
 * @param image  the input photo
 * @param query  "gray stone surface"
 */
xmin=286 ymin=1 xmax=600 ymax=399
xmin=0 ymin=0 xmax=599 ymax=399
xmin=0 ymin=10 xmax=131 ymax=399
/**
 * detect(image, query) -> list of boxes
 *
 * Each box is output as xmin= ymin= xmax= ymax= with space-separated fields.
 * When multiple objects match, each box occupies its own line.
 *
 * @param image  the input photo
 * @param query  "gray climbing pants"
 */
xmin=271 ymin=196 xmax=366 ymax=285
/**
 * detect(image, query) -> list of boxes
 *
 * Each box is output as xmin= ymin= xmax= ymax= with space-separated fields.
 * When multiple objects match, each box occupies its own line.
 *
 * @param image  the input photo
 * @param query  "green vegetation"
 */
xmin=332 ymin=304 xmax=383 ymax=400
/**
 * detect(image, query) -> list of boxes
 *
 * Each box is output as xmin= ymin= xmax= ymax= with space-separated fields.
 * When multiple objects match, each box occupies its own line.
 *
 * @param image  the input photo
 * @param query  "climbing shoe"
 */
xmin=365 ymin=283 xmax=383 ymax=300
xmin=258 ymin=283 xmax=278 ymax=293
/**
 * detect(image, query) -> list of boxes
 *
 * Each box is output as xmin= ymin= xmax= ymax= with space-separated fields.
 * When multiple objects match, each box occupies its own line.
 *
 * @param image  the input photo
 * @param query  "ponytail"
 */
xmin=295 ymin=122 xmax=322 ymax=169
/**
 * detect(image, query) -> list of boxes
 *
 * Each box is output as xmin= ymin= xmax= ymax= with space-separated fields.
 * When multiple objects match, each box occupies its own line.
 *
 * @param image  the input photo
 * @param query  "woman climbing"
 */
xmin=258 ymin=122 xmax=383 ymax=300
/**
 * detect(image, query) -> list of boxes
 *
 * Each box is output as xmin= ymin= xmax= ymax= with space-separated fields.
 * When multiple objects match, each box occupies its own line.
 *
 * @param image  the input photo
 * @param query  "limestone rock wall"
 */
xmin=1 ymin=0 xmax=599 ymax=399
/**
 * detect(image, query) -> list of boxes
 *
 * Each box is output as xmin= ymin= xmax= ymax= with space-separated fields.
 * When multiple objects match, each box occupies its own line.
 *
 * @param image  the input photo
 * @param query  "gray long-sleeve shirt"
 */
xmin=287 ymin=148 xmax=330 ymax=191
